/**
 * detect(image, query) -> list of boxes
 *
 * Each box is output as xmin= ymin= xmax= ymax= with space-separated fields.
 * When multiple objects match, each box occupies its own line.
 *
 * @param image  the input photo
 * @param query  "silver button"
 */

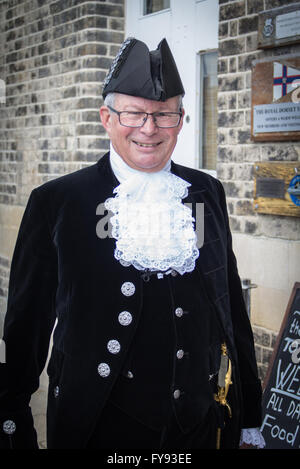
xmin=173 ymin=389 xmax=181 ymax=399
xmin=107 ymin=339 xmax=121 ymax=354
xmin=3 ymin=420 xmax=16 ymax=435
xmin=121 ymin=281 xmax=135 ymax=297
xmin=175 ymin=307 xmax=184 ymax=317
xmin=118 ymin=311 xmax=133 ymax=326
xmin=97 ymin=362 xmax=110 ymax=377
xmin=54 ymin=385 xmax=59 ymax=398
xmin=126 ymin=371 xmax=134 ymax=379
xmin=176 ymin=349 xmax=184 ymax=359
xmin=171 ymin=270 xmax=178 ymax=277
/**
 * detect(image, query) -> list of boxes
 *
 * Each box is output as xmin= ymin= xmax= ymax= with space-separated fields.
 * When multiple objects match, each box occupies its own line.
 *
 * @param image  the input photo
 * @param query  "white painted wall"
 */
xmin=233 ymin=233 xmax=300 ymax=332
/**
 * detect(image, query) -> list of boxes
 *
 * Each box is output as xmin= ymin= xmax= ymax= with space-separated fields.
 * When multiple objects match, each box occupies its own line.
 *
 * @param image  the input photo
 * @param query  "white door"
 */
xmin=125 ymin=0 xmax=219 ymax=172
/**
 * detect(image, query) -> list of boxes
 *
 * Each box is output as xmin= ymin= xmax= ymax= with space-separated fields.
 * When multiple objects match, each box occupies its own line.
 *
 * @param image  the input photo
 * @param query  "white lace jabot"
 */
xmin=105 ymin=145 xmax=199 ymax=275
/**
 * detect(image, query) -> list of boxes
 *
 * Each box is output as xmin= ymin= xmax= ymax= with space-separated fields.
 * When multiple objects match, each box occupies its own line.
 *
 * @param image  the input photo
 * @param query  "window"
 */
xmin=143 ymin=0 xmax=170 ymax=15
xmin=199 ymin=50 xmax=218 ymax=171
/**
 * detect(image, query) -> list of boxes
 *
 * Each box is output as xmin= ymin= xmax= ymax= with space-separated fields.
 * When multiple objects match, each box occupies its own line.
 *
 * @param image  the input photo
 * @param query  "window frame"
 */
xmin=141 ymin=0 xmax=171 ymax=17
xmin=197 ymin=48 xmax=218 ymax=177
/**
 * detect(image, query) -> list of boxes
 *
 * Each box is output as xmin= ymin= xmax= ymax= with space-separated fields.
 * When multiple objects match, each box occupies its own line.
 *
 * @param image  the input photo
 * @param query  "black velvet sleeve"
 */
xmin=0 ymin=189 xmax=58 ymax=448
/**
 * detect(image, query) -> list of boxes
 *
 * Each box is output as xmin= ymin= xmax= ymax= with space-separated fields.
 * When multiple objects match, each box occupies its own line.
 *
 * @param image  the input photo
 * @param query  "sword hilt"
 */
xmin=214 ymin=342 xmax=232 ymax=418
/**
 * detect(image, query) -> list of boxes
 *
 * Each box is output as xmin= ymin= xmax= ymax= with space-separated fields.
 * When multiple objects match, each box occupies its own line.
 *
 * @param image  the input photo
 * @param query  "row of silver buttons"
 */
xmin=175 ymin=341 xmax=185 ymax=398
xmin=53 ymin=286 xmax=136 ymax=394
xmin=97 ymin=282 xmax=186 ymax=403
xmin=174 ymin=306 xmax=187 ymax=399
xmin=98 ymin=282 xmax=135 ymax=378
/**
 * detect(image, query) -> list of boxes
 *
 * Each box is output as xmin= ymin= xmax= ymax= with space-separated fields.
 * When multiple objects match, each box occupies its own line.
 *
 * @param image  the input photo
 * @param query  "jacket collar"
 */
xmin=171 ymin=160 xmax=207 ymax=201
xmin=96 ymin=151 xmax=205 ymax=199
xmin=96 ymin=151 xmax=119 ymax=188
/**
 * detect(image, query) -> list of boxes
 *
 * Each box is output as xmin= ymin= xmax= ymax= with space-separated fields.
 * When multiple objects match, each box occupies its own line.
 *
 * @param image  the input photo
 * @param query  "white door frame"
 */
xmin=125 ymin=0 xmax=219 ymax=172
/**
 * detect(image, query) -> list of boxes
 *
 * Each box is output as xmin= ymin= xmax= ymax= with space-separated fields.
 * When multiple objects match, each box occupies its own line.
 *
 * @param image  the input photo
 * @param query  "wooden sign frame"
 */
xmin=254 ymin=162 xmax=300 ymax=217
xmin=258 ymin=4 xmax=300 ymax=50
xmin=261 ymin=282 xmax=300 ymax=449
xmin=263 ymin=282 xmax=300 ymax=390
xmin=251 ymin=56 xmax=300 ymax=142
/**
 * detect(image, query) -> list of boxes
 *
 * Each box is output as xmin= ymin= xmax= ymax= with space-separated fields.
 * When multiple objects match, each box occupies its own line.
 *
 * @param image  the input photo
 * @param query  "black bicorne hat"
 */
xmin=102 ymin=37 xmax=185 ymax=101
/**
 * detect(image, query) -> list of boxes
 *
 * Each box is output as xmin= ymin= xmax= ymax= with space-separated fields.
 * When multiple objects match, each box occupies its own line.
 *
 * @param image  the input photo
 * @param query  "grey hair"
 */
xmin=104 ymin=92 xmax=115 ymax=108
xmin=104 ymin=92 xmax=183 ymax=112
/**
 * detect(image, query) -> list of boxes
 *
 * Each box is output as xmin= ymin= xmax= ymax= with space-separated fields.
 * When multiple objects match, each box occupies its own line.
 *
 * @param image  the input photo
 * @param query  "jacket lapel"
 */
xmin=96 ymin=151 xmax=120 ymax=195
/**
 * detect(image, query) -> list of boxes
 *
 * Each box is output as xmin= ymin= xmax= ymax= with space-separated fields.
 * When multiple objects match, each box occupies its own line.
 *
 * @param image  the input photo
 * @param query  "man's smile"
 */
xmin=132 ymin=140 xmax=161 ymax=148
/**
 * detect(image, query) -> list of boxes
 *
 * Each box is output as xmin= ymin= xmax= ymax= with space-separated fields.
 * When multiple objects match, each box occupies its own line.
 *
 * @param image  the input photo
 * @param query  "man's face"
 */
xmin=100 ymin=94 xmax=184 ymax=172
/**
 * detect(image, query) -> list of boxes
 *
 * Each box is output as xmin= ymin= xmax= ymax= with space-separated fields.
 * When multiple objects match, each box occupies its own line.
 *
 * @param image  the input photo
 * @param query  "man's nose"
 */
xmin=140 ymin=114 xmax=158 ymax=134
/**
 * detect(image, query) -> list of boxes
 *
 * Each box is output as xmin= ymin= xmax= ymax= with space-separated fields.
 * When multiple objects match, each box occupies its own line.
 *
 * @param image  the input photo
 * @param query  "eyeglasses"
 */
xmin=107 ymin=105 xmax=183 ymax=128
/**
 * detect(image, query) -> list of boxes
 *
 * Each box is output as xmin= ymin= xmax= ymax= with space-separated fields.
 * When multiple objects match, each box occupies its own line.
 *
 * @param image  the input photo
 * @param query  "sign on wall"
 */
xmin=251 ymin=56 xmax=300 ymax=142
xmin=258 ymin=4 xmax=300 ymax=49
xmin=254 ymin=162 xmax=300 ymax=217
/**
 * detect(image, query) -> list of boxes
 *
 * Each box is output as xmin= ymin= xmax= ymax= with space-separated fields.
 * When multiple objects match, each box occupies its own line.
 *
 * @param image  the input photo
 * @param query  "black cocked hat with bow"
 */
xmin=102 ymin=38 xmax=185 ymax=102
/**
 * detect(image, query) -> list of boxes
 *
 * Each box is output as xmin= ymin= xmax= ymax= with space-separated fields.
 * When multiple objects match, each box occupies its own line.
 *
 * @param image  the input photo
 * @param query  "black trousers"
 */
xmin=86 ymin=400 xmax=220 ymax=449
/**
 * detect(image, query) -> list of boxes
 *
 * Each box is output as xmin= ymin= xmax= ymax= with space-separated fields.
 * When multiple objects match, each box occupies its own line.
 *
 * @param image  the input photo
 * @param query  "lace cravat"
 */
xmin=105 ymin=145 xmax=199 ymax=275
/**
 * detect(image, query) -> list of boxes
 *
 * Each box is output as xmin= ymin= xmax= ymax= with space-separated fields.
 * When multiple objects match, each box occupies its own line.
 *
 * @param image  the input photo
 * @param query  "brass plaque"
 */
xmin=254 ymin=162 xmax=300 ymax=217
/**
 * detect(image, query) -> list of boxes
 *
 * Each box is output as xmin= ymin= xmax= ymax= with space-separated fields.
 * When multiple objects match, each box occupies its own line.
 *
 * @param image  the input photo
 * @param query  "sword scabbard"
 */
xmin=214 ymin=342 xmax=233 ymax=448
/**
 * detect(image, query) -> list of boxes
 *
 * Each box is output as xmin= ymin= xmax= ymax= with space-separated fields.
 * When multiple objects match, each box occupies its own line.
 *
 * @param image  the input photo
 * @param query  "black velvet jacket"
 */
xmin=0 ymin=153 xmax=262 ymax=448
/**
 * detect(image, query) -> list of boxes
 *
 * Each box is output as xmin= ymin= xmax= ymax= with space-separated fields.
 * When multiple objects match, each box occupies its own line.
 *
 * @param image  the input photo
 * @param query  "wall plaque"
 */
xmin=256 ymin=178 xmax=286 ymax=199
xmin=254 ymin=162 xmax=300 ymax=217
xmin=251 ymin=56 xmax=300 ymax=141
xmin=253 ymin=103 xmax=300 ymax=135
xmin=258 ymin=4 xmax=300 ymax=49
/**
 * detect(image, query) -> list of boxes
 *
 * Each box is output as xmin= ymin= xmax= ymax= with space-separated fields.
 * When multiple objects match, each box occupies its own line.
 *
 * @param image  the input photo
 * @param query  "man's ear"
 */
xmin=178 ymin=107 xmax=185 ymax=133
xmin=99 ymin=106 xmax=111 ymax=132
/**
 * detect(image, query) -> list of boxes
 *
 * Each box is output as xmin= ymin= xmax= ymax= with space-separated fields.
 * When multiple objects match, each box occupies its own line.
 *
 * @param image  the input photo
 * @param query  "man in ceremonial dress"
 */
xmin=0 ymin=38 xmax=265 ymax=449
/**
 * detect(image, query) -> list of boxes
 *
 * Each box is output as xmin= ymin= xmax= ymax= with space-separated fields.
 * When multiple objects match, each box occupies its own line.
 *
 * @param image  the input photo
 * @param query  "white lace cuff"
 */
xmin=240 ymin=428 xmax=266 ymax=448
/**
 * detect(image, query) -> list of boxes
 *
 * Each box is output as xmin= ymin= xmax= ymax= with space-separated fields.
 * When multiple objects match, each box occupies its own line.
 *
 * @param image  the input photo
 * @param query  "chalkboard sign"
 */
xmin=261 ymin=282 xmax=300 ymax=449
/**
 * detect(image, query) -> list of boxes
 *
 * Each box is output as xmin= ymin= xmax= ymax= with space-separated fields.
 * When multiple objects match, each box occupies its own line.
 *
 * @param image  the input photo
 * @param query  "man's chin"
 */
xmin=134 ymin=161 xmax=166 ymax=172
xmin=128 ymin=154 xmax=166 ymax=172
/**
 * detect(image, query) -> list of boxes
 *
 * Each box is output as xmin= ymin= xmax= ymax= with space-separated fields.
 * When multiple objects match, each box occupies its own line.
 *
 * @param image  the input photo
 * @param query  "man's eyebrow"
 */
xmin=121 ymin=106 xmax=177 ymax=113
xmin=120 ymin=104 xmax=145 ymax=111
